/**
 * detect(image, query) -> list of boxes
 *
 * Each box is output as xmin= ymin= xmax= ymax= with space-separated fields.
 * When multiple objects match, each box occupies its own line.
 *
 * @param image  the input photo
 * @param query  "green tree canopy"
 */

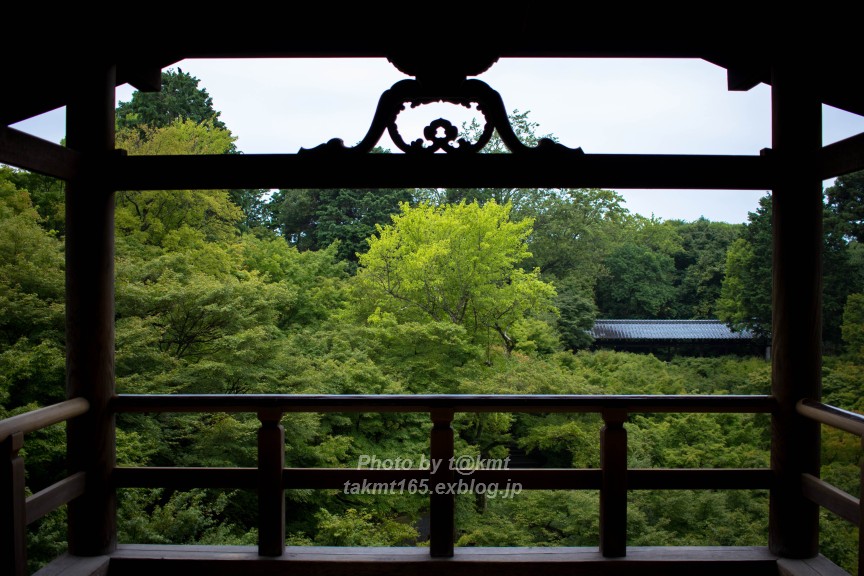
xmin=825 ymin=171 xmax=864 ymax=243
xmin=716 ymin=196 xmax=773 ymax=337
xmin=717 ymin=193 xmax=862 ymax=345
xmin=117 ymin=68 xmax=227 ymax=133
xmin=115 ymin=120 xmax=243 ymax=247
xmin=268 ymin=185 xmax=413 ymax=268
xmin=355 ymin=201 xmax=556 ymax=356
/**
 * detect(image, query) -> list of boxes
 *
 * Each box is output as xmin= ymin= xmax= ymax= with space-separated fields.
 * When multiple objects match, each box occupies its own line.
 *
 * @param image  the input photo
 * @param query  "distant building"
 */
xmin=589 ymin=319 xmax=766 ymax=358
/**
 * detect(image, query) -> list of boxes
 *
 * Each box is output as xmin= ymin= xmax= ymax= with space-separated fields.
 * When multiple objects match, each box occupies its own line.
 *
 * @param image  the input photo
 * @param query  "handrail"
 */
xmin=0 ymin=398 xmax=90 ymax=442
xmin=2 ymin=397 xmax=91 ymax=576
xmin=110 ymin=393 xmax=776 ymax=559
xmin=113 ymin=394 xmax=776 ymax=414
xmin=796 ymin=399 xmax=864 ymax=573
xmin=796 ymin=399 xmax=864 ymax=437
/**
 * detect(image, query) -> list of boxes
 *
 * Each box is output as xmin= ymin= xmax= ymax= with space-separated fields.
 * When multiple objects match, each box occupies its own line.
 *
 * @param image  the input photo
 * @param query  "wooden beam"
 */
xmin=25 ymin=472 xmax=87 ymax=525
xmin=727 ymin=66 xmax=767 ymax=92
xmin=118 ymin=63 xmax=163 ymax=93
xmin=113 ymin=467 xmax=257 ymax=489
xmin=797 ymin=399 xmax=864 ymax=437
xmin=768 ymin=59 xmax=822 ymax=559
xmin=112 ymin=394 xmax=776 ymax=415
xmin=108 ymin=544 xmax=780 ymax=576
xmin=800 ymin=473 xmax=859 ymax=526
xmin=109 ymin=153 xmax=773 ymax=191
xmin=778 ymin=555 xmax=853 ymax=576
xmin=65 ymin=62 xmax=118 ymax=558
xmin=821 ymin=131 xmax=864 ymax=180
xmin=1 ymin=56 xmax=178 ymax=127
xmin=25 ymin=553 xmax=109 ymax=576
xmin=105 ymin=466 xmax=778 ymax=492
xmin=628 ymin=468 xmax=774 ymax=490
xmin=0 ymin=127 xmax=80 ymax=180
xmin=0 ymin=398 xmax=89 ymax=442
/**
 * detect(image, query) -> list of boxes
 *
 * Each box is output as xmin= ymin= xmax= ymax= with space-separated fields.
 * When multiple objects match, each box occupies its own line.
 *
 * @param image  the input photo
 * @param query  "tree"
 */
xmin=716 ymin=196 xmax=774 ymax=338
xmin=355 ymin=201 xmax=556 ymax=356
xmin=266 ymin=148 xmax=413 ymax=268
xmin=115 ymin=120 xmax=243 ymax=246
xmin=595 ymin=216 xmax=682 ymax=319
xmin=267 ymin=185 xmax=413 ymax=268
xmin=825 ymin=171 xmax=864 ymax=243
xmin=841 ymin=293 xmax=864 ymax=356
xmin=117 ymin=68 xmax=227 ymax=133
xmin=0 ymin=168 xmax=65 ymax=409
xmin=117 ymin=68 xmax=271 ymax=230
xmin=596 ymin=243 xmax=677 ymax=318
xmin=671 ymin=218 xmax=742 ymax=318
xmin=419 ymin=110 xmax=558 ymax=213
xmin=717 ymin=194 xmax=862 ymax=345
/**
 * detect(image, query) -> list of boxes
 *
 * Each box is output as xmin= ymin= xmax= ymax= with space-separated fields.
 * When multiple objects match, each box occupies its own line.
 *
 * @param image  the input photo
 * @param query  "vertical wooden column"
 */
xmin=429 ymin=408 xmax=454 ymax=557
xmin=600 ymin=410 xmax=627 ymax=558
xmin=65 ymin=62 xmax=117 ymax=557
xmin=768 ymin=58 xmax=822 ymax=558
xmin=859 ymin=437 xmax=864 ymax=576
xmin=257 ymin=410 xmax=285 ymax=557
xmin=1 ymin=433 xmax=26 ymax=576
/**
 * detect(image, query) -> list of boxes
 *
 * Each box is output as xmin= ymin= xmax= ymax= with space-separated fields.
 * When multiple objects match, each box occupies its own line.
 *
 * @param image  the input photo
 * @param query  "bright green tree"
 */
xmin=115 ymin=120 xmax=243 ymax=246
xmin=356 ymin=201 xmax=556 ymax=356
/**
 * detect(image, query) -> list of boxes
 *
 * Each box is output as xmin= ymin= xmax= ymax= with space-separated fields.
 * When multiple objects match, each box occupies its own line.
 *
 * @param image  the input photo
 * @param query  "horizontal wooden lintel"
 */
xmin=110 ymin=153 xmax=773 ymax=191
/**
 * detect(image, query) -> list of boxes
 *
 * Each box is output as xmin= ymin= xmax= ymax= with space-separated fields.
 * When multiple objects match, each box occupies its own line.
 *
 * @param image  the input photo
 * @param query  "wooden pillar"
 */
xmin=600 ymin=410 xmax=627 ymax=557
xmin=65 ymin=62 xmax=117 ymax=556
xmin=429 ymin=409 xmax=455 ymax=557
xmin=768 ymin=58 xmax=822 ymax=558
xmin=859 ymin=437 xmax=864 ymax=576
xmin=1 ymin=433 xmax=26 ymax=576
xmin=257 ymin=410 xmax=285 ymax=557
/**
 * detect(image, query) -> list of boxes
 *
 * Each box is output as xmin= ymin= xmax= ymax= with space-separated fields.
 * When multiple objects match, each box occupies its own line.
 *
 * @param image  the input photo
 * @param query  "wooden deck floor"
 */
xmin=34 ymin=546 xmax=852 ymax=576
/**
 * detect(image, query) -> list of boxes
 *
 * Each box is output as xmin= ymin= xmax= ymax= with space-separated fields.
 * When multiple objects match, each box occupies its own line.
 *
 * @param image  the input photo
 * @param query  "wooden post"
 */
xmin=1 ymin=433 xmax=26 ymax=576
xmin=65 ymin=62 xmax=118 ymax=557
xmin=859 ymin=437 xmax=863 ymax=576
xmin=430 ymin=408 xmax=454 ymax=557
xmin=257 ymin=410 xmax=285 ymax=557
xmin=600 ymin=410 xmax=627 ymax=557
xmin=768 ymin=58 xmax=822 ymax=558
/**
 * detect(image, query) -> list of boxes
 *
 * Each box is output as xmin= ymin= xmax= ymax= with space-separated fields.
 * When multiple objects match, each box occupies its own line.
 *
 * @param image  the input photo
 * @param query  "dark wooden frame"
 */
xmin=1 ymin=42 xmax=860 ymax=575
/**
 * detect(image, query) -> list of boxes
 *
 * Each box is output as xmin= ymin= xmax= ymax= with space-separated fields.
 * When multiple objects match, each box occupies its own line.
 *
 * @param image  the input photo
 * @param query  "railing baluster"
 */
xmin=1 ymin=432 xmax=26 ymax=576
xmin=257 ymin=410 xmax=285 ymax=557
xmin=600 ymin=410 xmax=628 ymax=558
xmin=430 ymin=408 xmax=455 ymax=557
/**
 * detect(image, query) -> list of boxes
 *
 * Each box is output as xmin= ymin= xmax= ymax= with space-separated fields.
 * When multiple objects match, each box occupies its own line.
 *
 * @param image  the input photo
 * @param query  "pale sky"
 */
xmin=13 ymin=58 xmax=864 ymax=224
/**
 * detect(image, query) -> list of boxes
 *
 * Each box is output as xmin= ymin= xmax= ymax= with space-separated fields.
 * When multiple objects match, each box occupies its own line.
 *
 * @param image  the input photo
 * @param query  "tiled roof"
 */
xmin=589 ymin=320 xmax=754 ymax=341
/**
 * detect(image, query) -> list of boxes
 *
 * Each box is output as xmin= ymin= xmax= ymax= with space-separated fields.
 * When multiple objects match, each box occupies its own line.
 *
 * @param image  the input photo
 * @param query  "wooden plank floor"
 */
xmin=106 ymin=545 xmax=784 ymax=576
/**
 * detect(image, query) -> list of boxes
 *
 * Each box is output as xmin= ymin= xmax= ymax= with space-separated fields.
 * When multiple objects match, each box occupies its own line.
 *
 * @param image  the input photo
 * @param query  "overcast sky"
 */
xmin=13 ymin=58 xmax=864 ymax=224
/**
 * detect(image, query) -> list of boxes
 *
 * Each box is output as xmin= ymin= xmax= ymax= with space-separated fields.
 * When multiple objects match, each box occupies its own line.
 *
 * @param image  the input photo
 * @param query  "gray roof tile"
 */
xmin=589 ymin=320 xmax=754 ymax=341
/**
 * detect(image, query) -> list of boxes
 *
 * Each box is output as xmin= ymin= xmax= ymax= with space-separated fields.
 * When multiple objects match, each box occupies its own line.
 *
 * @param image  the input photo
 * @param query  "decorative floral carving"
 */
xmin=301 ymin=79 xmax=582 ymax=156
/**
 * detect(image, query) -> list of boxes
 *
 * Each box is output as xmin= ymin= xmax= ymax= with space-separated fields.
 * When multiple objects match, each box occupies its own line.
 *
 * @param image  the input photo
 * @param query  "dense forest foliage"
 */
xmin=2 ymin=69 xmax=863 ymax=573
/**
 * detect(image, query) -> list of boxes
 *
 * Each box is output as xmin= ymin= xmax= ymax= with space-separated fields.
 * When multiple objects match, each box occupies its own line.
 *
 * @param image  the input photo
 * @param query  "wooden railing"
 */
xmin=797 ymin=399 xmax=864 ymax=576
xmin=111 ymin=394 xmax=776 ymax=559
xmin=1 ymin=398 xmax=90 ymax=576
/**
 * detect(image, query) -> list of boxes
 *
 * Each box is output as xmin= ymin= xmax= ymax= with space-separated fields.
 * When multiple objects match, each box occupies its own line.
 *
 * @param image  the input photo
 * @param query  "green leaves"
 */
xmin=357 ymin=201 xmax=556 ymax=356
xmin=117 ymin=68 xmax=228 ymax=134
